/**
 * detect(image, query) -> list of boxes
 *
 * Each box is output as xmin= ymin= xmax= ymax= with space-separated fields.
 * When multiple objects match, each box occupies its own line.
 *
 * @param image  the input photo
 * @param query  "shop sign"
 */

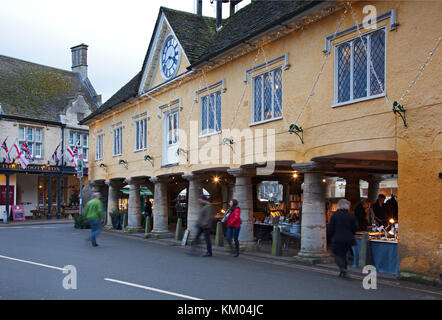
xmin=0 ymin=163 xmax=61 ymax=172
xmin=11 ymin=205 xmax=25 ymax=221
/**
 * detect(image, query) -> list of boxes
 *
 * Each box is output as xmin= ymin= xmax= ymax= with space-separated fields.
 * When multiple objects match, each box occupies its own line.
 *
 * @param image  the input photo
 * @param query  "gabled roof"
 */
xmin=82 ymin=71 xmax=142 ymax=123
xmin=81 ymin=1 xmax=323 ymax=124
xmin=0 ymin=54 xmax=98 ymax=123
xmin=192 ymin=0 xmax=319 ymax=67
xmin=161 ymin=7 xmax=217 ymax=65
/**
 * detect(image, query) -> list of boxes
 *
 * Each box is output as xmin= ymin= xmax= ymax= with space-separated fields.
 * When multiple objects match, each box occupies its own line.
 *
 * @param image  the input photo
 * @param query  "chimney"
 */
xmin=216 ymin=0 xmax=222 ymax=29
xmin=197 ymin=0 xmax=202 ymax=16
xmin=71 ymin=44 xmax=88 ymax=79
xmin=230 ymin=0 xmax=243 ymax=16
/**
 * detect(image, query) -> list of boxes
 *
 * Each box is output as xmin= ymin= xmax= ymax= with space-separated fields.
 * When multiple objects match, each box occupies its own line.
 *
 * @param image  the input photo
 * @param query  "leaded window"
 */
xmin=113 ymin=127 xmax=122 ymax=156
xmin=95 ymin=134 xmax=103 ymax=160
xmin=200 ymin=91 xmax=221 ymax=136
xmin=335 ymin=28 xmax=386 ymax=105
xmin=135 ymin=118 xmax=147 ymax=151
xmin=252 ymin=67 xmax=283 ymax=123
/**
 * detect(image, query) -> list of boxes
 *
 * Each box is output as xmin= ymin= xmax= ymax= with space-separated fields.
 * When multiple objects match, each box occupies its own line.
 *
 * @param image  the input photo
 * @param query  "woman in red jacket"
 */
xmin=225 ymin=199 xmax=241 ymax=257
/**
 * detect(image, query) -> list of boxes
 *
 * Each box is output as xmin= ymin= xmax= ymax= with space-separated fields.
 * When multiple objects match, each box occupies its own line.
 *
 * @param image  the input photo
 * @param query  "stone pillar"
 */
xmin=292 ymin=161 xmax=333 ymax=264
xmin=228 ymin=181 xmax=235 ymax=203
xmin=367 ymin=175 xmax=383 ymax=204
xmin=228 ymin=168 xmax=255 ymax=248
xmin=105 ymin=179 xmax=123 ymax=227
xmin=125 ymin=178 xmax=142 ymax=232
xmin=182 ymin=173 xmax=202 ymax=234
xmin=149 ymin=176 xmax=172 ymax=238
xmin=343 ymin=172 xmax=361 ymax=213
xmin=221 ymin=183 xmax=229 ymax=210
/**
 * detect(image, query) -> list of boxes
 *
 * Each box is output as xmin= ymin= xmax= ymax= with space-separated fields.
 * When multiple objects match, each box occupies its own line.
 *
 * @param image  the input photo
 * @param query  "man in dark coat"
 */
xmin=191 ymin=194 xmax=214 ymax=257
xmin=372 ymin=194 xmax=387 ymax=225
xmin=328 ymin=199 xmax=359 ymax=277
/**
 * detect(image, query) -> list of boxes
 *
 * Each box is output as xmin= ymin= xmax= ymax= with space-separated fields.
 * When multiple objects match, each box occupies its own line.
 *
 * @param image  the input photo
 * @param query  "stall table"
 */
xmin=253 ymin=223 xmax=273 ymax=244
xmin=352 ymin=238 xmax=399 ymax=275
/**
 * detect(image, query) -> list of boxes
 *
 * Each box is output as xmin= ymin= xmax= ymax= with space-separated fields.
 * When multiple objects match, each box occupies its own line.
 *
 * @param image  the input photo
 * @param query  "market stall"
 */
xmin=352 ymin=226 xmax=399 ymax=275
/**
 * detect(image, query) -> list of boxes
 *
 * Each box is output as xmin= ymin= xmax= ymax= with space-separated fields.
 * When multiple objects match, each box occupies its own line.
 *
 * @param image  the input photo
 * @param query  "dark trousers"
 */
xmin=88 ymin=220 xmax=102 ymax=246
xmin=192 ymin=227 xmax=212 ymax=254
xmin=332 ymin=241 xmax=353 ymax=272
xmin=226 ymin=226 xmax=241 ymax=246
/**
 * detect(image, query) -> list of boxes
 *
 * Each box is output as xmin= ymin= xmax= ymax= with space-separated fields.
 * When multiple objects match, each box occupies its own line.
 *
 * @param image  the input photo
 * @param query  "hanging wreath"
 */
xmin=144 ymin=154 xmax=154 ymax=166
xmin=288 ymin=124 xmax=304 ymax=144
xmin=176 ymin=148 xmax=189 ymax=162
xmin=118 ymin=159 xmax=128 ymax=169
xmin=392 ymin=101 xmax=407 ymax=127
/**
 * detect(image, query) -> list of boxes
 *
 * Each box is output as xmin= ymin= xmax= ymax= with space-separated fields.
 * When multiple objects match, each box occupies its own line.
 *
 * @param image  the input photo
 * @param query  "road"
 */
xmin=0 ymin=223 xmax=440 ymax=300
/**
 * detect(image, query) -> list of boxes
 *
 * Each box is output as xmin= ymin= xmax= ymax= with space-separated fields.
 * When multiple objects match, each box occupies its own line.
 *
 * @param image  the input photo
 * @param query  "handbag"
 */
xmin=221 ymin=209 xmax=232 ymax=223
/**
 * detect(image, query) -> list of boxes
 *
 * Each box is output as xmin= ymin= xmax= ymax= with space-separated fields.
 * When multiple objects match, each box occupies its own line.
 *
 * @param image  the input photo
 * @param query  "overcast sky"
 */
xmin=0 ymin=0 xmax=251 ymax=103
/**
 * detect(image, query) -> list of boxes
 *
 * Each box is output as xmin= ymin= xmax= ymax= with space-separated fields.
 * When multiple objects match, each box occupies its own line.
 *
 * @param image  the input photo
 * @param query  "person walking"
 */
xmin=224 ymin=199 xmax=241 ymax=257
xmin=328 ymin=199 xmax=358 ymax=278
xmin=85 ymin=192 xmax=104 ymax=247
xmin=191 ymin=194 xmax=214 ymax=257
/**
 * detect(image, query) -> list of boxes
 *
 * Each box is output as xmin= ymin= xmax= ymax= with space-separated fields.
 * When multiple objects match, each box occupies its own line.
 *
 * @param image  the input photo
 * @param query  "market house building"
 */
xmin=0 ymin=44 xmax=100 ymax=219
xmin=81 ymin=1 xmax=441 ymax=280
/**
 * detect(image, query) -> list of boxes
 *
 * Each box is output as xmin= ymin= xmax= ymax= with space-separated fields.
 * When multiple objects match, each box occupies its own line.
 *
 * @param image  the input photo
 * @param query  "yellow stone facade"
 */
xmin=84 ymin=1 xmax=442 ymax=277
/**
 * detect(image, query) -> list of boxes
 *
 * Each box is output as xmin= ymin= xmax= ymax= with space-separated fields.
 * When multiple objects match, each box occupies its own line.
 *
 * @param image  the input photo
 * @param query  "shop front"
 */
xmin=0 ymin=163 xmax=86 ymax=221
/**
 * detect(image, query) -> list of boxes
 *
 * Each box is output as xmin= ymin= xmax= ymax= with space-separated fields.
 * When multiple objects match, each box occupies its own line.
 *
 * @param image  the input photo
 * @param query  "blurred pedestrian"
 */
xmin=191 ymin=194 xmax=214 ymax=257
xmin=328 ymin=199 xmax=358 ymax=278
xmin=85 ymin=192 xmax=104 ymax=247
xmin=224 ymin=199 xmax=241 ymax=257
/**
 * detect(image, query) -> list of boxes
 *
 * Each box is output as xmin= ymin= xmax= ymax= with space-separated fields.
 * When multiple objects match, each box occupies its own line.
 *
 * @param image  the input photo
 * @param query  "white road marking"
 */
xmin=104 ymin=278 xmax=203 ymax=300
xmin=0 ymin=254 xmax=67 ymax=271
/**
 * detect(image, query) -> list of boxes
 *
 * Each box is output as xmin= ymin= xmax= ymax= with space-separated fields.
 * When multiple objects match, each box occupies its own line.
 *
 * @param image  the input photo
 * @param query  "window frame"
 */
xmin=18 ymin=125 xmax=42 ymax=159
xmin=112 ymin=127 xmax=123 ymax=157
xmin=69 ymin=130 xmax=89 ymax=162
xmin=199 ymin=90 xmax=222 ymax=137
xmin=250 ymin=65 xmax=284 ymax=126
xmin=332 ymin=26 xmax=387 ymax=108
xmin=95 ymin=134 xmax=104 ymax=161
xmin=134 ymin=117 xmax=147 ymax=152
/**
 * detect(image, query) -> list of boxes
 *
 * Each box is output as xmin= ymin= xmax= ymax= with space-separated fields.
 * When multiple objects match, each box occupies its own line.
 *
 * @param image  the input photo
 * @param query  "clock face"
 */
xmin=161 ymin=35 xmax=181 ymax=80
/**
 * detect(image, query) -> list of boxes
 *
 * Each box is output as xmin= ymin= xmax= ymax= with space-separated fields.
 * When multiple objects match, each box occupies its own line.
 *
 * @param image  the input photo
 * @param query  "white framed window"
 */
xmin=69 ymin=130 xmax=89 ymax=162
xmin=113 ymin=127 xmax=123 ymax=156
xmin=34 ymin=128 xmax=42 ymax=158
xmin=162 ymin=108 xmax=179 ymax=166
xmin=334 ymin=27 xmax=386 ymax=106
xmin=252 ymin=66 xmax=283 ymax=124
xmin=18 ymin=125 xmax=42 ymax=158
xmin=134 ymin=118 xmax=147 ymax=151
xmin=95 ymin=134 xmax=103 ymax=160
xmin=200 ymin=90 xmax=221 ymax=136
xmin=167 ymin=112 xmax=178 ymax=146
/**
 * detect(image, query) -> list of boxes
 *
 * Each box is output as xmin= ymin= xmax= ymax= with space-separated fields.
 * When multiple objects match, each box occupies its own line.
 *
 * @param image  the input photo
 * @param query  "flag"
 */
xmin=51 ymin=142 xmax=60 ymax=165
xmin=1 ymin=137 xmax=11 ymax=164
xmin=20 ymin=142 xmax=34 ymax=162
xmin=13 ymin=141 xmax=29 ymax=169
xmin=65 ymin=146 xmax=78 ymax=170
xmin=1 ymin=137 xmax=8 ymax=153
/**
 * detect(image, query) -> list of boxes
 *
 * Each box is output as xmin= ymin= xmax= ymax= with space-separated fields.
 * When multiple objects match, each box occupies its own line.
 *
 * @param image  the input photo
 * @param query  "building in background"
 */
xmin=0 ymin=44 xmax=100 ymax=219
